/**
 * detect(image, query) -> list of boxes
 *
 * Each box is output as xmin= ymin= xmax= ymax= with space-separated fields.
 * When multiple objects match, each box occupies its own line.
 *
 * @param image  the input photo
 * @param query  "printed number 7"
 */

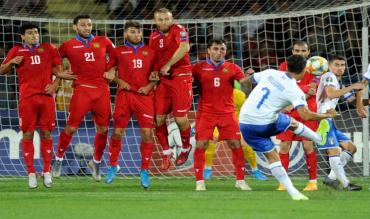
xmin=257 ymin=87 xmax=270 ymax=109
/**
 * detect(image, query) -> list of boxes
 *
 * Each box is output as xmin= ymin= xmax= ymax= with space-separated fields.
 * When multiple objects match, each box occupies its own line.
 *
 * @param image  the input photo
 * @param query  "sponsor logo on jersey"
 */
xmin=180 ymin=31 xmax=187 ymax=37
xmin=93 ymin=43 xmax=100 ymax=48
xmin=326 ymin=76 xmax=333 ymax=82
xmin=37 ymin=48 xmax=44 ymax=53
xmin=142 ymin=50 xmax=148 ymax=56
xmin=222 ymin=68 xmax=229 ymax=73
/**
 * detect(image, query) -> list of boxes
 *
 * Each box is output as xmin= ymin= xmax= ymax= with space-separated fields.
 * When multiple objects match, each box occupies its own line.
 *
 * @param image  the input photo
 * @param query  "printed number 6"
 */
xmin=257 ymin=87 xmax=270 ymax=109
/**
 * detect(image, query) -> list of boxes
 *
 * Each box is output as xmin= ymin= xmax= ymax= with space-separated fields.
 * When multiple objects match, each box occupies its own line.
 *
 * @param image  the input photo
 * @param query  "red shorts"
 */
xmin=18 ymin=94 xmax=55 ymax=132
xmin=113 ymin=91 xmax=154 ymax=128
xmin=276 ymin=117 xmax=318 ymax=141
xmin=67 ymin=85 xmax=111 ymax=128
xmin=155 ymin=76 xmax=192 ymax=117
xmin=195 ymin=112 xmax=240 ymax=141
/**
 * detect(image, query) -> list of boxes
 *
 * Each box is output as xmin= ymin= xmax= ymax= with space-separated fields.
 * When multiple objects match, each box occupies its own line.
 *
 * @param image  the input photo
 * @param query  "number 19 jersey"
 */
xmin=239 ymin=69 xmax=306 ymax=125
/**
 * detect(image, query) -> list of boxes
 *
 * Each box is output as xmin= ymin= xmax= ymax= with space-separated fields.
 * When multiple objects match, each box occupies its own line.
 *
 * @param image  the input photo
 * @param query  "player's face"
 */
xmin=208 ymin=43 xmax=227 ymax=63
xmin=21 ymin=28 xmax=39 ymax=45
xmin=154 ymin=12 xmax=173 ymax=33
xmin=292 ymin=44 xmax=310 ymax=58
xmin=124 ymin=27 xmax=142 ymax=45
xmin=329 ymin=60 xmax=346 ymax=77
xmin=73 ymin=19 xmax=93 ymax=38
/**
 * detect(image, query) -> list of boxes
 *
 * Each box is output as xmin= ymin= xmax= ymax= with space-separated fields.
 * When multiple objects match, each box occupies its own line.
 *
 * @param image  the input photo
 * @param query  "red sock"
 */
xmin=22 ymin=139 xmax=35 ymax=174
xmin=194 ymin=148 xmax=205 ymax=181
xmin=94 ymin=132 xmax=108 ymax=162
xmin=232 ymin=147 xmax=245 ymax=180
xmin=306 ymin=151 xmax=318 ymax=180
xmin=279 ymin=152 xmax=289 ymax=172
xmin=156 ymin=124 xmax=170 ymax=151
xmin=141 ymin=142 xmax=154 ymax=170
xmin=41 ymin=138 xmax=53 ymax=173
xmin=180 ymin=126 xmax=191 ymax=149
xmin=56 ymin=130 xmax=72 ymax=159
xmin=109 ymin=137 xmax=122 ymax=167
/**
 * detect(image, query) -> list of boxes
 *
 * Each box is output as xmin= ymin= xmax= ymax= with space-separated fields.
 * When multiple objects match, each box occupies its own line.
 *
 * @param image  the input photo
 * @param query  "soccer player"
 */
xmin=239 ymin=55 xmax=337 ymax=200
xmin=149 ymin=8 xmax=193 ymax=170
xmin=276 ymin=41 xmax=319 ymax=191
xmin=203 ymin=88 xmax=267 ymax=181
xmin=317 ymin=55 xmax=363 ymax=191
xmin=192 ymin=39 xmax=251 ymax=191
xmin=52 ymin=15 xmax=115 ymax=181
xmin=0 ymin=23 xmax=75 ymax=188
xmin=102 ymin=21 xmax=156 ymax=189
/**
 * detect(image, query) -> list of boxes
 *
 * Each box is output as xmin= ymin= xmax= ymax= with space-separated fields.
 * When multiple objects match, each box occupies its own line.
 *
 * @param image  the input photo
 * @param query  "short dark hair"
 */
xmin=73 ymin=14 xmax=91 ymax=25
xmin=20 ymin=23 xmax=39 ymax=35
xmin=293 ymin=40 xmax=309 ymax=48
xmin=154 ymin=8 xmax=172 ymax=15
xmin=329 ymin=54 xmax=346 ymax=63
xmin=287 ymin=55 xmax=307 ymax=74
xmin=124 ymin=21 xmax=141 ymax=31
xmin=207 ymin=39 xmax=226 ymax=48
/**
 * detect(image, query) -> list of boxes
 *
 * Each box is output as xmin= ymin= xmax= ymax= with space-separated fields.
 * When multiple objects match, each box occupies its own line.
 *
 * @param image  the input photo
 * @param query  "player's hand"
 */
xmin=356 ymin=104 xmax=368 ymax=118
xmin=117 ymin=79 xmax=130 ymax=90
xmin=11 ymin=56 xmax=23 ymax=65
xmin=325 ymin=108 xmax=338 ymax=118
xmin=56 ymin=70 xmax=77 ymax=80
xmin=160 ymin=65 xmax=171 ymax=76
xmin=149 ymin=71 xmax=160 ymax=82
xmin=282 ymin=105 xmax=293 ymax=113
xmin=103 ymin=71 xmax=115 ymax=81
xmin=44 ymin=82 xmax=58 ymax=95
xmin=246 ymin=68 xmax=255 ymax=75
xmin=351 ymin=82 xmax=365 ymax=91
xmin=138 ymin=85 xmax=151 ymax=95
xmin=307 ymin=83 xmax=317 ymax=96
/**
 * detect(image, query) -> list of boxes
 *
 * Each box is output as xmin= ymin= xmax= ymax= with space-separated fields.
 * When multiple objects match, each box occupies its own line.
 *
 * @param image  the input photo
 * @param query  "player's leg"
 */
xmin=276 ymin=131 xmax=293 ymax=172
xmin=241 ymin=138 xmax=267 ymax=181
xmin=89 ymin=89 xmax=111 ymax=181
xmin=302 ymin=140 xmax=318 ymax=191
xmin=38 ymin=96 xmax=56 ymax=188
xmin=53 ymin=87 xmax=92 ymax=177
xmin=19 ymin=97 xmax=38 ymax=188
xmin=154 ymin=82 xmax=173 ymax=170
xmin=204 ymin=128 xmax=218 ymax=179
xmin=105 ymin=128 xmax=124 ymax=184
xmin=288 ymin=117 xmax=329 ymax=145
xmin=172 ymin=77 xmax=193 ymax=166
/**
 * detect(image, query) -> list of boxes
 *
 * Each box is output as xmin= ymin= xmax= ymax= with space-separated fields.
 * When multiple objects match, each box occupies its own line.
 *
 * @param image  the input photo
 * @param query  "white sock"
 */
xmin=269 ymin=161 xmax=299 ymax=196
xmin=327 ymin=151 xmax=353 ymax=180
xmin=293 ymin=122 xmax=322 ymax=144
xmin=56 ymin=156 xmax=64 ymax=162
xmin=329 ymin=156 xmax=349 ymax=187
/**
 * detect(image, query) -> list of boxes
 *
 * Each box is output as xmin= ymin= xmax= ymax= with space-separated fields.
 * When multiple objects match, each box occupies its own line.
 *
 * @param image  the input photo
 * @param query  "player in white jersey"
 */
xmin=317 ymin=55 xmax=363 ymax=191
xmin=239 ymin=55 xmax=337 ymax=200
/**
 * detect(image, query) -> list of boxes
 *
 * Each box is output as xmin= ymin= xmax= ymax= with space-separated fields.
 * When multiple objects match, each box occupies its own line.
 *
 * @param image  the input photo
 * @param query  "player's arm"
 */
xmin=0 ymin=48 xmax=23 ymax=75
xmin=138 ymin=81 xmax=156 ymax=95
xmin=103 ymin=68 xmax=131 ymax=90
xmin=325 ymin=82 xmax=364 ymax=99
xmin=296 ymin=106 xmax=336 ymax=121
xmin=160 ymin=42 xmax=190 ymax=75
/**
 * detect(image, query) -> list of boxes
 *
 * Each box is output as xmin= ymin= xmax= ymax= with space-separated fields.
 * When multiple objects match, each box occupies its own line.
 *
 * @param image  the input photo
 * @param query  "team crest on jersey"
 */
xmin=222 ymin=68 xmax=229 ymax=73
xmin=93 ymin=43 xmax=100 ymax=48
xmin=142 ymin=50 xmax=148 ymax=56
xmin=326 ymin=77 xmax=333 ymax=82
xmin=37 ymin=48 xmax=44 ymax=53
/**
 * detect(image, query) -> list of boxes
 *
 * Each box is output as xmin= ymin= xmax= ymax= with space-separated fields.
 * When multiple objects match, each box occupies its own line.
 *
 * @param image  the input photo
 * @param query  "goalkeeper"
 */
xmin=203 ymin=84 xmax=267 ymax=180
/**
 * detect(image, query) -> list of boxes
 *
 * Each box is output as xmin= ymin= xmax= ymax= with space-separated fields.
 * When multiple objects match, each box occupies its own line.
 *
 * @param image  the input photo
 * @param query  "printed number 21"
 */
xmin=257 ymin=87 xmax=270 ymax=109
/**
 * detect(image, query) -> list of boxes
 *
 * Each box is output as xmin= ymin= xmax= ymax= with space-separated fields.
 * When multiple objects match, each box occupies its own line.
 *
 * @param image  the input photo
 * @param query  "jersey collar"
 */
xmin=22 ymin=43 xmax=40 ymax=52
xmin=285 ymin=72 xmax=293 ymax=79
xmin=206 ymin=57 xmax=225 ymax=71
xmin=75 ymin=34 xmax=94 ymax=47
xmin=125 ymin=41 xmax=144 ymax=53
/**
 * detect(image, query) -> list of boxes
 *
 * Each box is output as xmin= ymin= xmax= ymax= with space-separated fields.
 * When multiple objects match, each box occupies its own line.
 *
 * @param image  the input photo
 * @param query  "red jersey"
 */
xmin=2 ymin=43 xmax=62 ymax=101
xmin=279 ymin=61 xmax=319 ymax=115
xmin=59 ymin=35 xmax=115 ymax=88
xmin=192 ymin=59 xmax=245 ymax=115
xmin=109 ymin=42 xmax=155 ymax=92
xmin=149 ymin=24 xmax=191 ymax=77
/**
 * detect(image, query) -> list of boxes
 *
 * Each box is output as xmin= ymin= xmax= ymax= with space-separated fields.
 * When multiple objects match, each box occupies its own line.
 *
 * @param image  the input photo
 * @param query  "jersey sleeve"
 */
xmin=1 ymin=46 xmax=17 ymax=65
xmin=58 ymin=42 xmax=68 ymax=58
xmin=107 ymin=48 xmax=117 ymax=70
xmin=105 ymin=37 xmax=115 ymax=53
xmin=173 ymin=25 xmax=189 ymax=44
xmin=49 ymin=44 xmax=62 ymax=65
xmin=191 ymin=63 xmax=199 ymax=78
xmin=288 ymin=86 xmax=307 ymax=109
xmin=323 ymin=74 xmax=337 ymax=88
xmin=279 ymin=61 xmax=287 ymax=71
xmin=233 ymin=64 xmax=245 ymax=81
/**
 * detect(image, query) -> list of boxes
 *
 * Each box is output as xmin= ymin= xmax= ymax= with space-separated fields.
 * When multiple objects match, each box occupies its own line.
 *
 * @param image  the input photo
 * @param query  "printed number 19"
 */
xmin=257 ymin=87 xmax=270 ymax=109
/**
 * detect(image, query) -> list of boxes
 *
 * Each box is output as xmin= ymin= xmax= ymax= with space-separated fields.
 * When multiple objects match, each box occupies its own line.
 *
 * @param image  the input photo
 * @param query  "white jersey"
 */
xmin=316 ymin=71 xmax=353 ymax=113
xmin=239 ymin=69 xmax=307 ymax=125
xmin=364 ymin=64 xmax=370 ymax=81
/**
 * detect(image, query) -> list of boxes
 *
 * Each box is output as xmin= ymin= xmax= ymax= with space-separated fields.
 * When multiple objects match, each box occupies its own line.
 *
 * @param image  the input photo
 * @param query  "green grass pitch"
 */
xmin=1 ymin=177 xmax=370 ymax=219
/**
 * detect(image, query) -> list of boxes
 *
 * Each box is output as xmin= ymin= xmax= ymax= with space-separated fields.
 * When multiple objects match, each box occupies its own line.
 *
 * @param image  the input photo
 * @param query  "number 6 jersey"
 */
xmin=239 ymin=69 xmax=306 ymax=125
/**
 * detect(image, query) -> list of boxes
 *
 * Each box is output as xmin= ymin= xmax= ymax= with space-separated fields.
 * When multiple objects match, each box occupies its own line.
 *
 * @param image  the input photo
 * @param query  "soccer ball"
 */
xmin=306 ymin=56 xmax=329 ymax=76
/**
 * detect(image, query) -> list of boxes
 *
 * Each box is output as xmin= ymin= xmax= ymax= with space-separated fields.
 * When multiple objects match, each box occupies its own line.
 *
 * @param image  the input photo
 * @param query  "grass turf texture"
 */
xmin=1 ymin=177 xmax=369 ymax=219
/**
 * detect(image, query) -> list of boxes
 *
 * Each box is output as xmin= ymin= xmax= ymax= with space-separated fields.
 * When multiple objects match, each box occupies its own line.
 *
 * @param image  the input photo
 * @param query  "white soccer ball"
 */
xmin=306 ymin=56 xmax=329 ymax=76
xmin=73 ymin=143 xmax=94 ymax=158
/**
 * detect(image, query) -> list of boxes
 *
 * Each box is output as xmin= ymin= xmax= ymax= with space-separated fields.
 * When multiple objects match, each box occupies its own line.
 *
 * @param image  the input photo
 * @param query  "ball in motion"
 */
xmin=306 ymin=56 xmax=329 ymax=76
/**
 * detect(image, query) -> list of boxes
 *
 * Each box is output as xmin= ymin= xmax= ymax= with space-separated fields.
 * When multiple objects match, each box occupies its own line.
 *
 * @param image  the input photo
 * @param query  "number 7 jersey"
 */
xmin=239 ymin=69 xmax=306 ymax=125
xmin=192 ymin=59 xmax=244 ymax=115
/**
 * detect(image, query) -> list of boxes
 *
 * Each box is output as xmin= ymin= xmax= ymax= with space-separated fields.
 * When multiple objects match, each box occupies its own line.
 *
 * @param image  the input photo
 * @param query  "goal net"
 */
xmin=0 ymin=0 xmax=369 ymax=178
